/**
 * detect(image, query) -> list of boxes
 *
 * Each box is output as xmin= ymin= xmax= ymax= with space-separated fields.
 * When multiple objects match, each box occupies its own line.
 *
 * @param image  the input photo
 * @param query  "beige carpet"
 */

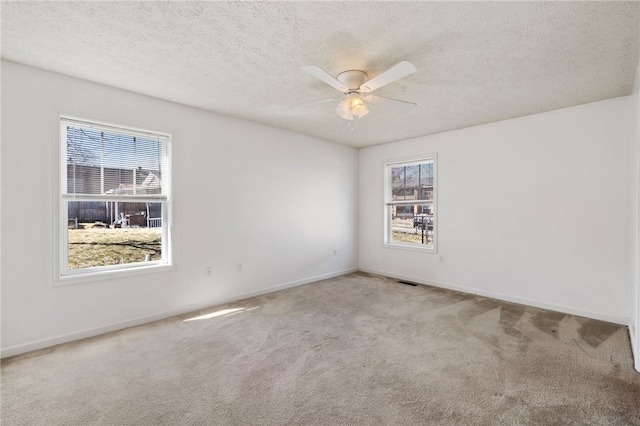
xmin=2 ymin=272 xmax=639 ymax=425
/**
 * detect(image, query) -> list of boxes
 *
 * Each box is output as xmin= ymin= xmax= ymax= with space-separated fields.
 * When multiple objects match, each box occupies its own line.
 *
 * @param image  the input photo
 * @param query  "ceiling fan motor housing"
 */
xmin=336 ymin=70 xmax=368 ymax=91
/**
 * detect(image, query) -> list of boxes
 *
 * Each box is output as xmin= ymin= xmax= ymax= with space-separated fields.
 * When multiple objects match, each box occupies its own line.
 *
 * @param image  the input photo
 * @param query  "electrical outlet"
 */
xmin=205 ymin=266 xmax=212 ymax=276
xmin=439 ymin=255 xmax=445 ymax=264
xmin=237 ymin=263 xmax=243 ymax=272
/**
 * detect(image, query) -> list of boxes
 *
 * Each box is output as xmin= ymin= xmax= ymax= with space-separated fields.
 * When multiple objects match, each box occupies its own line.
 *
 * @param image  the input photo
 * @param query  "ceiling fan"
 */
xmin=301 ymin=61 xmax=417 ymax=121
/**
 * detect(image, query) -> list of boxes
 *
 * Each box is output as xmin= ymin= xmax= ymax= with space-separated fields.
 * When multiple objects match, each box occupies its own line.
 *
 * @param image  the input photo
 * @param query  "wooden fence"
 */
xmin=68 ymin=201 xmax=161 ymax=226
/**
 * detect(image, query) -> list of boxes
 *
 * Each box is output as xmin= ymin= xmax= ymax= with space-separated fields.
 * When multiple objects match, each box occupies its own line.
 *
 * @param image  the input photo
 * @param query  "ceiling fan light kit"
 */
xmin=302 ymin=61 xmax=417 ymax=122
xmin=336 ymin=92 xmax=369 ymax=120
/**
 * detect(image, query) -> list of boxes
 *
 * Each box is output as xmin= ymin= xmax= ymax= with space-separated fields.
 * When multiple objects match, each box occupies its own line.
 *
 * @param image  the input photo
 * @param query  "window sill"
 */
xmin=56 ymin=263 xmax=173 ymax=287
xmin=383 ymin=242 xmax=437 ymax=254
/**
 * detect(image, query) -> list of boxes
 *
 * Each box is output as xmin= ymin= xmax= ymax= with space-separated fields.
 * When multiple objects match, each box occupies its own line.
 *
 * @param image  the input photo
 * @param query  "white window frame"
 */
xmin=57 ymin=116 xmax=172 ymax=282
xmin=384 ymin=155 xmax=437 ymax=252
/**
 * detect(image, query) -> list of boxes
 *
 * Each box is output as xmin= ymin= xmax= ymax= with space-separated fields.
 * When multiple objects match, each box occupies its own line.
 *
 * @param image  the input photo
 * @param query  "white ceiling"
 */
xmin=2 ymin=1 xmax=639 ymax=148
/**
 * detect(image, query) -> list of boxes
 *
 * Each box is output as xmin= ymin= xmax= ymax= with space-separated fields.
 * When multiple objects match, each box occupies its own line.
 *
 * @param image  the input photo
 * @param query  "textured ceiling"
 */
xmin=2 ymin=1 xmax=639 ymax=148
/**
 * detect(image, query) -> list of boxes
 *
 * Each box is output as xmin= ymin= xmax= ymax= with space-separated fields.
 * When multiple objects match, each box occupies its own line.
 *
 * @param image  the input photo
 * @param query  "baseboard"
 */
xmin=359 ymin=267 xmax=629 ymax=326
xmin=0 ymin=267 xmax=358 ymax=359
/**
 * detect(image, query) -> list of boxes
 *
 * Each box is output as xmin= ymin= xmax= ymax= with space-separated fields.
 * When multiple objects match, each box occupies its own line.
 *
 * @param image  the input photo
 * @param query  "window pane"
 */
xmin=391 ymin=161 xmax=433 ymax=202
xmin=388 ymin=204 xmax=434 ymax=246
xmin=67 ymin=201 xmax=163 ymax=270
xmin=391 ymin=166 xmax=407 ymax=199
xmin=420 ymin=162 xmax=433 ymax=187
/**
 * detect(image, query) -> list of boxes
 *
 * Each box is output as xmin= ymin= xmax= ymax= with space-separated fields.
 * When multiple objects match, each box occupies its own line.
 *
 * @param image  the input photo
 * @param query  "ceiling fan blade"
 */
xmin=359 ymin=61 xmax=416 ymax=93
xmin=362 ymin=95 xmax=417 ymax=113
xmin=302 ymin=66 xmax=348 ymax=92
xmin=290 ymin=97 xmax=341 ymax=109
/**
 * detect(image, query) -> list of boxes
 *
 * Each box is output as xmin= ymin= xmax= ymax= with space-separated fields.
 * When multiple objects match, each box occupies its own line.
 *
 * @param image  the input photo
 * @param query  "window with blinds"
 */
xmin=59 ymin=117 xmax=171 ymax=277
xmin=384 ymin=156 xmax=437 ymax=250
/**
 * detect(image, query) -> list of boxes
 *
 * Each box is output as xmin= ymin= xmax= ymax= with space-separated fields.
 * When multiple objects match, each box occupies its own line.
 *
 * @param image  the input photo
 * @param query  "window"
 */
xmin=59 ymin=117 xmax=171 ymax=277
xmin=384 ymin=156 xmax=436 ymax=250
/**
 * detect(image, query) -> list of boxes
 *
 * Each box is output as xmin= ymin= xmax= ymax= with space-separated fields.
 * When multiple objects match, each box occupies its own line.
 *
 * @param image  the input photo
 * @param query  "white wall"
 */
xmin=360 ymin=97 xmax=636 ymax=325
xmin=1 ymin=61 xmax=359 ymax=357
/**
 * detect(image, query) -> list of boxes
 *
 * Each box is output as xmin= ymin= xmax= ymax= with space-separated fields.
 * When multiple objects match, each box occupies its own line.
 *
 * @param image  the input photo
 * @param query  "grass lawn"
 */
xmin=392 ymin=231 xmax=431 ymax=244
xmin=68 ymin=225 xmax=162 ymax=269
xmin=391 ymin=218 xmax=433 ymax=245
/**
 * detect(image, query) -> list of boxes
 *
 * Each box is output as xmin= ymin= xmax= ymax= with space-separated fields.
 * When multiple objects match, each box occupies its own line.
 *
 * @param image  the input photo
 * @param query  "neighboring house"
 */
xmin=68 ymin=165 xmax=162 ymax=225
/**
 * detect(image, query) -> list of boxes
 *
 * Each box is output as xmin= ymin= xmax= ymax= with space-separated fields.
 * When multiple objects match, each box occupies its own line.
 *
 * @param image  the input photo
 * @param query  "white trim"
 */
xmin=60 ymin=116 xmax=171 ymax=141
xmin=386 ymin=200 xmax=435 ymax=206
xmin=1 ymin=268 xmax=358 ymax=359
xmin=634 ymin=63 xmax=640 ymax=372
xmin=359 ymin=267 xmax=630 ymax=326
xmin=382 ymin=241 xmax=437 ymax=253
xmin=57 ymin=263 xmax=173 ymax=286
xmin=62 ymin=194 xmax=167 ymax=202
xmin=53 ymin=110 xmax=64 ymax=281
xmin=384 ymin=156 xmax=435 ymax=167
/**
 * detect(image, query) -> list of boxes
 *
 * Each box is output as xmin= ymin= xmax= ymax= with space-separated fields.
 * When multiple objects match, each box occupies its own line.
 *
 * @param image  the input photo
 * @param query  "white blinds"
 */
xmin=61 ymin=118 xmax=168 ymax=200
